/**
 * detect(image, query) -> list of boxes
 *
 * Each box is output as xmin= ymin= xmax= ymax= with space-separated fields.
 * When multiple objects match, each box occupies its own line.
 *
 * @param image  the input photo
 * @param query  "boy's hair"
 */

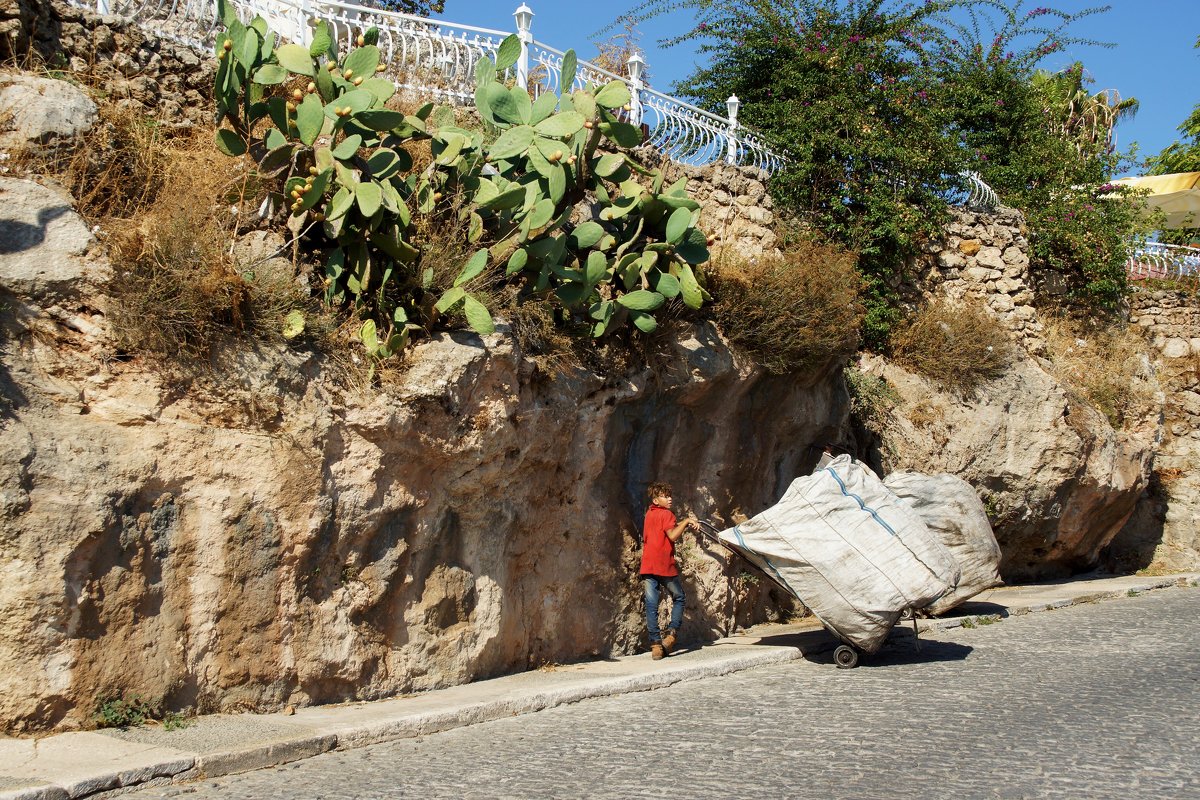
xmin=647 ymin=482 xmax=673 ymax=500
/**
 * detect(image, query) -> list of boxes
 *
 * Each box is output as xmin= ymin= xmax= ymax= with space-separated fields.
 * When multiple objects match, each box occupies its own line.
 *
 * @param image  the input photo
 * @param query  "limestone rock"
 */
xmin=0 ymin=314 xmax=846 ymax=734
xmin=0 ymin=73 xmax=98 ymax=149
xmin=0 ymin=178 xmax=106 ymax=301
xmin=958 ymin=239 xmax=982 ymax=256
xmin=862 ymin=354 xmax=1159 ymax=581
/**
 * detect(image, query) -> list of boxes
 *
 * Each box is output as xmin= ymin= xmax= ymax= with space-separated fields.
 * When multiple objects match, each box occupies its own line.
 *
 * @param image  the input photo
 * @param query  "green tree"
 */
xmin=368 ymin=0 xmax=446 ymax=16
xmin=617 ymin=0 xmax=972 ymax=348
xmin=616 ymin=0 xmax=1148 ymax=319
xmin=932 ymin=3 xmax=1147 ymax=307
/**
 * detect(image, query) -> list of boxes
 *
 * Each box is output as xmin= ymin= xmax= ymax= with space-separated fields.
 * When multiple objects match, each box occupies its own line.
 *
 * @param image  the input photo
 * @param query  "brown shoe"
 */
xmin=662 ymin=630 xmax=677 ymax=654
xmin=651 ymin=643 xmax=665 ymax=660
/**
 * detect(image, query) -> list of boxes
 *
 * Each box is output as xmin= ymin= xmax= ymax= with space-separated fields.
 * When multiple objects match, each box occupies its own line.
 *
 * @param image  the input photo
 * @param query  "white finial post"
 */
xmin=97 ymin=0 xmax=110 ymax=13
xmin=725 ymin=94 xmax=741 ymax=165
xmin=626 ymin=54 xmax=645 ymax=127
xmin=514 ymin=4 xmax=534 ymax=90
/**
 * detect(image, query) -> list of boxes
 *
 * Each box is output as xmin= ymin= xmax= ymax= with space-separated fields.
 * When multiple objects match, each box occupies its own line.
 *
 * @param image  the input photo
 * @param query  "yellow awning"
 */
xmin=1112 ymin=172 xmax=1200 ymax=229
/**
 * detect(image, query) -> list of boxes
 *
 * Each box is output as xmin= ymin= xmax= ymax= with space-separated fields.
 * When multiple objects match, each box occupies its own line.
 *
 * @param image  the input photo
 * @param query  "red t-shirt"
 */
xmin=640 ymin=504 xmax=678 ymax=577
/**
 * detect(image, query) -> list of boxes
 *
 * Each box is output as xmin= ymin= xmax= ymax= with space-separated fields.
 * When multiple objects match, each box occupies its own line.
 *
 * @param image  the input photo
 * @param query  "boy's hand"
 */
xmin=685 ymin=515 xmax=699 ymax=530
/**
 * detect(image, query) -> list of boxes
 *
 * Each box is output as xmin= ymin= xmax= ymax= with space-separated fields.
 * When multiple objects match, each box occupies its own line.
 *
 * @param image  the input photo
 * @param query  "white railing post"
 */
xmin=725 ymin=94 xmax=740 ymax=166
xmin=513 ymin=3 xmax=534 ymax=90
xmin=97 ymin=0 xmax=110 ymax=14
xmin=626 ymin=54 xmax=645 ymax=127
xmin=293 ymin=0 xmax=313 ymax=47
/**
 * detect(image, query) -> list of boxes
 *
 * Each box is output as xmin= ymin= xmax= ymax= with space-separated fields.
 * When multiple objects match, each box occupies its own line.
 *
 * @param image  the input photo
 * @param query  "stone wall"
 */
xmin=1106 ymin=288 xmax=1200 ymax=571
xmin=633 ymin=147 xmax=779 ymax=259
xmin=2 ymin=0 xmax=214 ymax=127
xmin=909 ymin=206 xmax=1046 ymax=354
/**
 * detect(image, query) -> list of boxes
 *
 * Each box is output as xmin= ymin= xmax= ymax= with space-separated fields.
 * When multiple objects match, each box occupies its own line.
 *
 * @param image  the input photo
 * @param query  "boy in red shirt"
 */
xmin=640 ymin=482 xmax=698 ymax=660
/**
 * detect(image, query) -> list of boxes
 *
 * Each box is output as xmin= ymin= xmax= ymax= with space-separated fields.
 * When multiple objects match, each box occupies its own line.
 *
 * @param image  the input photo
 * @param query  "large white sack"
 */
xmin=718 ymin=455 xmax=960 ymax=653
xmin=884 ymin=471 xmax=1003 ymax=615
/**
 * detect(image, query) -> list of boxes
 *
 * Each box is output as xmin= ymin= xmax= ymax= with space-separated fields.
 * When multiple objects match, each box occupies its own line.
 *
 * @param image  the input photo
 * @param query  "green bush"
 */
xmin=94 ymin=694 xmax=153 ymax=729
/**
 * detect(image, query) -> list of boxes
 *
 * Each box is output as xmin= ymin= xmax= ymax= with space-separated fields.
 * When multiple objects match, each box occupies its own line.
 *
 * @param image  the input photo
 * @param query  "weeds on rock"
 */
xmin=709 ymin=238 xmax=864 ymax=375
xmin=890 ymin=301 xmax=1012 ymax=394
xmin=844 ymin=367 xmax=899 ymax=437
xmin=13 ymin=97 xmax=175 ymax=222
xmin=93 ymin=694 xmax=193 ymax=731
xmin=93 ymin=694 xmax=153 ymax=729
xmin=1042 ymin=314 xmax=1157 ymax=428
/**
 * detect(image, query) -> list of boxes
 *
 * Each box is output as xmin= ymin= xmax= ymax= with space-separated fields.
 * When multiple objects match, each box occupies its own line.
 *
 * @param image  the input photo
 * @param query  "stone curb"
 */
xmin=0 ymin=648 xmax=802 ymax=800
xmin=2 ymin=574 xmax=1195 ymax=800
xmin=916 ymin=574 xmax=1198 ymax=633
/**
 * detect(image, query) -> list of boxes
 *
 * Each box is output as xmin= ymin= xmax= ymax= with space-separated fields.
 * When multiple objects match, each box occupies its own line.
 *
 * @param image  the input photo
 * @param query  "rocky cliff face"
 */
xmin=861 ymin=206 xmax=1163 ymax=581
xmin=859 ymin=353 xmax=1159 ymax=580
xmin=0 ymin=1 xmax=1189 ymax=734
xmin=1106 ymin=289 xmax=1200 ymax=572
xmin=0 ymin=180 xmax=844 ymax=734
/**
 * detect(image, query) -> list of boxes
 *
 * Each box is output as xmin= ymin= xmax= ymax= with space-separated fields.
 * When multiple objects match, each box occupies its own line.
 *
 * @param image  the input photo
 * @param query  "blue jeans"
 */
xmin=642 ymin=575 xmax=685 ymax=644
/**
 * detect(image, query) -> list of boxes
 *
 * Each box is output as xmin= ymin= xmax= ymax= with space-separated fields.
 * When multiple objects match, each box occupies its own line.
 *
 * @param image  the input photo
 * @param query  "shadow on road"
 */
xmin=745 ymin=627 xmax=974 ymax=669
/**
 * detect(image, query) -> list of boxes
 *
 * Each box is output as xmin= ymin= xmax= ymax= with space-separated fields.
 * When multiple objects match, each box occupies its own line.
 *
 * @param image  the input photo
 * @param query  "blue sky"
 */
xmin=433 ymin=1 xmax=1199 ymax=176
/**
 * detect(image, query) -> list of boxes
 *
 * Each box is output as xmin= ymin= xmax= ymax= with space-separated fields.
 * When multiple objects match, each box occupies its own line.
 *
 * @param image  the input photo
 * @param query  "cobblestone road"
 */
xmin=136 ymin=588 xmax=1200 ymax=799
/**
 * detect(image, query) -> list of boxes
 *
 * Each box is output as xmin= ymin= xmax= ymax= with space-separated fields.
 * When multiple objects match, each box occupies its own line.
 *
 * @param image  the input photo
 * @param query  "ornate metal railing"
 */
xmin=959 ymin=170 xmax=1000 ymax=210
xmin=73 ymin=0 xmax=786 ymax=171
xmin=1127 ymin=242 xmax=1200 ymax=282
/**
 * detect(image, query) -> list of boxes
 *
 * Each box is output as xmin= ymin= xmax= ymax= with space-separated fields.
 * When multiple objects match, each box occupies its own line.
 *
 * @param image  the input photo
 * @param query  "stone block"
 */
xmin=1161 ymin=338 xmax=1191 ymax=359
xmin=742 ymin=206 xmax=774 ymax=225
xmin=988 ymin=293 xmax=1015 ymax=312
xmin=1002 ymin=245 xmax=1026 ymax=264
xmin=937 ymin=250 xmax=965 ymax=268
xmin=1012 ymin=305 xmax=1037 ymax=320
xmin=965 ymin=266 xmax=1002 ymax=282
xmin=995 ymin=277 xmax=1022 ymax=294
xmin=958 ymin=239 xmax=982 ymax=256
xmin=976 ymin=246 xmax=1006 ymax=270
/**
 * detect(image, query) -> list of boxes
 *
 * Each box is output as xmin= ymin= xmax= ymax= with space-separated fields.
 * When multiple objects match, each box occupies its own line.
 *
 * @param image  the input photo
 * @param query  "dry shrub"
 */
xmin=14 ymin=98 xmax=176 ymax=222
xmin=1042 ymin=315 xmax=1157 ymax=428
xmin=107 ymin=211 xmax=250 ymax=359
xmin=890 ymin=300 xmax=1012 ymax=394
xmin=105 ymin=126 xmax=321 ymax=361
xmin=709 ymin=237 xmax=864 ymax=375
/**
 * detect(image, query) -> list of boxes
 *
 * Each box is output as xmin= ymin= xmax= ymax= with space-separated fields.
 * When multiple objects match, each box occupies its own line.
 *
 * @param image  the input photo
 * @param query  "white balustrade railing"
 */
xmin=1127 ymin=242 xmax=1200 ymax=282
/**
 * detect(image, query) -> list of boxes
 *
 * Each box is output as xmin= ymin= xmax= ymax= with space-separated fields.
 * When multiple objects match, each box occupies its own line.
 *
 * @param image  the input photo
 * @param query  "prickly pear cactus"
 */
xmin=212 ymin=0 xmax=711 ymax=356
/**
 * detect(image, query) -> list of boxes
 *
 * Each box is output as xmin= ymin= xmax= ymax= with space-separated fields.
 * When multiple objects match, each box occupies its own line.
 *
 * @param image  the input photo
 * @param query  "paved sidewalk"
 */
xmin=2 ymin=572 xmax=1196 ymax=800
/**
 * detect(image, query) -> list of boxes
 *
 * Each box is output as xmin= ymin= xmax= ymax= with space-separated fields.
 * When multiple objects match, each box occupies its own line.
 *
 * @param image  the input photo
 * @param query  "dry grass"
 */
xmin=14 ymin=99 xmax=176 ymax=222
xmin=708 ymin=237 xmax=864 ymax=375
xmin=92 ymin=107 xmax=329 ymax=362
xmin=890 ymin=300 xmax=1012 ymax=394
xmin=1041 ymin=314 xmax=1157 ymax=429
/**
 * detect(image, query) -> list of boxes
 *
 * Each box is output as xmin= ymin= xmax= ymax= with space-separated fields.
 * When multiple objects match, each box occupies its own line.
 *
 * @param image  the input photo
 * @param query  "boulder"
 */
xmin=0 ymin=178 xmax=105 ymax=301
xmin=884 ymin=471 xmax=1002 ymax=615
xmin=861 ymin=353 xmax=1160 ymax=581
xmin=0 ymin=73 xmax=98 ymax=150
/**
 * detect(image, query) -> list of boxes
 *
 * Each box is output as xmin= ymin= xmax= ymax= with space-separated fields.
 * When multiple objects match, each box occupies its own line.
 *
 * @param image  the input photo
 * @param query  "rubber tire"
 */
xmin=834 ymin=645 xmax=859 ymax=669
